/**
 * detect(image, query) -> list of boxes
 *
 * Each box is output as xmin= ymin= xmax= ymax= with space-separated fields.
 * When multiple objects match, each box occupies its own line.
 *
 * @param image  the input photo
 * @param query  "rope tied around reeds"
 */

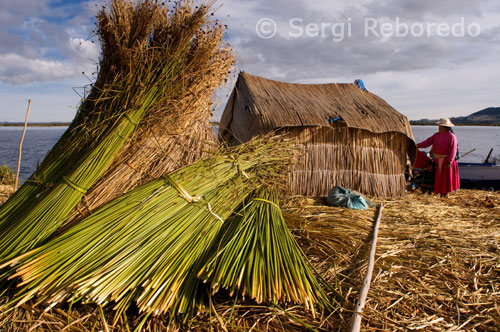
xmin=164 ymin=173 xmax=225 ymax=223
xmin=205 ymin=201 xmax=224 ymax=224
xmin=122 ymin=113 xmax=139 ymax=126
xmin=162 ymin=160 xmax=253 ymax=224
xmin=62 ymin=176 xmax=88 ymax=194
xmin=24 ymin=178 xmax=53 ymax=190
xmin=162 ymin=154 xmax=254 ymax=206
xmin=164 ymin=174 xmax=202 ymax=203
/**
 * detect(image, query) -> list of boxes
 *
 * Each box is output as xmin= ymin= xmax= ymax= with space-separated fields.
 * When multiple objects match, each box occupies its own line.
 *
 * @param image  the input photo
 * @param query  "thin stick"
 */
xmin=484 ymin=148 xmax=493 ymax=164
xmin=14 ymin=99 xmax=31 ymax=191
xmin=350 ymin=203 xmax=384 ymax=332
xmin=459 ymin=148 xmax=476 ymax=159
xmin=98 ymin=305 xmax=110 ymax=332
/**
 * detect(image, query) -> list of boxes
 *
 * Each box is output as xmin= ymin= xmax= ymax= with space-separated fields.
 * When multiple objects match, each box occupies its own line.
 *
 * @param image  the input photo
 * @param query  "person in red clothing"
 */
xmin=412 ymin=149 xmax=435 ymax=193
xmin=417 ymin=118 xmax=460 ymax=196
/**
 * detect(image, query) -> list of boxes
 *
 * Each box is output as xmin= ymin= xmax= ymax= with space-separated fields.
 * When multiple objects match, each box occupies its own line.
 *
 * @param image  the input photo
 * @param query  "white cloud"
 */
xmin=0 ymin=0 xmax=499 ymax=122
xmin=210 ymin=0 xmax=500 ymax=121
xmin=0 ymin=53 xmax=76 ymax=84
xmin=0 ymin=0 xmax=100 ymax=85
xmin=67 ymin=38 xmax=100 ymax=63
xmin=368 ymin=56 xmax=500 ymax=120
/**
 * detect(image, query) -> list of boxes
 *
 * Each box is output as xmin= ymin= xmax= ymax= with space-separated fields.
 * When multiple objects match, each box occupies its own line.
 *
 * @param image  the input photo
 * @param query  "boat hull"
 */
xmin=459 ymin=162 xmax=500 ymax=190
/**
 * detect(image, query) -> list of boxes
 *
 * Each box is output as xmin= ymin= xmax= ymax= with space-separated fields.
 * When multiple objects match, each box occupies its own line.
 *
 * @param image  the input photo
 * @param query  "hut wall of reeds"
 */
xmin=219 ymin=72 xmax=416 ymax=197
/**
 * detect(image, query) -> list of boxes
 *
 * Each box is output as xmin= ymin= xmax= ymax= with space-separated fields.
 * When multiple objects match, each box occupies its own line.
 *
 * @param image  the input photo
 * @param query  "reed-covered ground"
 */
xmin=0 ymin=186 xmax=13 ymax=205
xmin=285 ymin=189 xmax=500 ymax=331
xmin=1 ymin=188 xmax=498 ymax=331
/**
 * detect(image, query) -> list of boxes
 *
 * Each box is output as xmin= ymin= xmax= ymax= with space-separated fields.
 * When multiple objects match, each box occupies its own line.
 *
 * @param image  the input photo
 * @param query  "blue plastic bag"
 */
xmin=327 ymin=186 xmax=369 ymax=210
xmin=354 ymin=79 xmax=367 ymax=91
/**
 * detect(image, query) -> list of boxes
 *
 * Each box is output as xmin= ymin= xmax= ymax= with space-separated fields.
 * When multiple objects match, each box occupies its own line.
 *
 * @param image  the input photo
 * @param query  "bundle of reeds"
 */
xmin=66 ymin=0 xmax=234 ymax=223
xmin=2 ymin=137 xmax=302 ymax=325
xmin=0 ymin=0 xmax=164 ymax=231
xmin=199 ymin=187 xmax=332 ymax=316
xmin=0 ymin=63 xmax=182 ymax=262
xmin=0 ymin=0 xmax=234 ymax=263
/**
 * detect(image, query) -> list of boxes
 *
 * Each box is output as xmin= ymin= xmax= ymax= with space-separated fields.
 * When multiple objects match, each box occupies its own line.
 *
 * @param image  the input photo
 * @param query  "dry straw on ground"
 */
xmin=0 ymin=186 xmax=13 ymax=205
xmin=285 ymin=189 xmax=500 ymax=331
xmin=2 ymin=188 xmax=499 ymax=331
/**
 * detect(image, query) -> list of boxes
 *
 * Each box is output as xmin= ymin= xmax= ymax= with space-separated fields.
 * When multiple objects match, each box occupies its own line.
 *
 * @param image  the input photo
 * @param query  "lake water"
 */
xmin=0 ymin=127 xmax=66 ymax=180
xmin=412 ymin=126 xmax=500 ymax=163
xmin=0 ymin=126 xmax=499 ymax=180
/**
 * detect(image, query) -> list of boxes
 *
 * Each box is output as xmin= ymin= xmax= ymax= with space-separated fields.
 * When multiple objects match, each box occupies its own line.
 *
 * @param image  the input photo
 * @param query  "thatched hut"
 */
xmin=219 ymin=72 xmax=416 ymax=198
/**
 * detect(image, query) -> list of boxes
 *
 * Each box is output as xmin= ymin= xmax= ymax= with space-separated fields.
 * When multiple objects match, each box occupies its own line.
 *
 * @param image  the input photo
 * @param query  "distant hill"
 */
xmin=411 ymin=107 xmax=500 ymax=126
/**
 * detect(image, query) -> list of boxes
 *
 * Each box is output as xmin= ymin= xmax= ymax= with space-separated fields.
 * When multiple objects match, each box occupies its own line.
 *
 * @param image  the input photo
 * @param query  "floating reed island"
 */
xmin=1 ymin=0 xmax=499 ymax=331
xmin=1 ymin=189 xmax=498 ymax=330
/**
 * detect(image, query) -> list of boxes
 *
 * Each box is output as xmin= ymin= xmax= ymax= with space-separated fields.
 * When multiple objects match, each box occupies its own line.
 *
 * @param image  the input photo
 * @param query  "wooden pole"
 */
xmin=350 ymin=203 xmax=384 ymax=332
xmin=484 ymin=148 xmax=494 ymax=164
xmin=459 ymin=148 xmax=476 ymax=159
xmin=14 ymin=99 xmax=31 ymax=191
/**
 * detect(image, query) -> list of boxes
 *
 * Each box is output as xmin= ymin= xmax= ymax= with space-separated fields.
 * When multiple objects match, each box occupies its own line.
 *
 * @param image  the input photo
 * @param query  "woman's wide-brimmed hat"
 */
xmin=436 ymin=118 xmax=454 ymax=127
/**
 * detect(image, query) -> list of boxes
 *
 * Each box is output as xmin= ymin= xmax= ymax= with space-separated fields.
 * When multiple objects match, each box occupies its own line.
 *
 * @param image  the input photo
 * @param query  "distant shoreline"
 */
xmin=410 ymin=107 xmax=500 ymax=126
xmin=2 ymin=122 xmax=499 ymax=127
xmin=410 ymin=122 xmax=499 ymax=126
xmin=0 ymin=123 xmax=70 ymax=127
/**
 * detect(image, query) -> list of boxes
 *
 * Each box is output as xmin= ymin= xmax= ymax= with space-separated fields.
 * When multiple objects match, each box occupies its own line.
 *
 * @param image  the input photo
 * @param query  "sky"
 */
xmin=0 ymin=0 xmax=499 ymax=122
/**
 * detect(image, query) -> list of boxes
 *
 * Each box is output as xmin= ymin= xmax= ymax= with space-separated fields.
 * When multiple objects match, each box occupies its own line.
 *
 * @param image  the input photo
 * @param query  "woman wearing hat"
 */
xmin=416 ymin=118 xmax=460 ymax=196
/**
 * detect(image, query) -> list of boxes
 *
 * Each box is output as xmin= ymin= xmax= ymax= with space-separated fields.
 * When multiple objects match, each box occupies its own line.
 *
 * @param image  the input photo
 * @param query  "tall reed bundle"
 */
xmin=0 ymin=0 xmax=233 ymax=263
xmin=0 ymin=62 xmax=182 ymax=262
xmin=0 ymin=0 xmax=164 ymax=229
xmin=199 ymin=187 xmax=332 ymax=316
xmin=2 ymin=137 xmax=296 ymax=324
xmin=67 ymin=0 xmax=234 ymax=223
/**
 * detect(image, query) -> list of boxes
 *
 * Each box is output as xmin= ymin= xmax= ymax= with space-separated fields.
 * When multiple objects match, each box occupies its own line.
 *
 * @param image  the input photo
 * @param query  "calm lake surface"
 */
xmin=0 ymin=127 xmax=66 ymax=180
xmin=0 ymin=126 xmax=499 ymax=180
xmin=412 ymin=126 xmax=500 ymax=163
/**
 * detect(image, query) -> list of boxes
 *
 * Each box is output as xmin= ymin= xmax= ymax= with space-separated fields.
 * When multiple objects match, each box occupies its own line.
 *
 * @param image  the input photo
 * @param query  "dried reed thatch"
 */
xmin=288 ymin=126 xmax=410 ymax=197
xmin=283 ymin=189 xmax=500 ymax=331
xmin=0 ymin=186 xmax=13 ymax=206
xmin=219 ymin=72 xmax=416 ymax=198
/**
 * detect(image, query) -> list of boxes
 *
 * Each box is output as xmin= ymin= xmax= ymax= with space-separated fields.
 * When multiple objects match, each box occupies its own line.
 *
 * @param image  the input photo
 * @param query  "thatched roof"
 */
xmin=220 ymin=72 xmax=415 ymax=144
